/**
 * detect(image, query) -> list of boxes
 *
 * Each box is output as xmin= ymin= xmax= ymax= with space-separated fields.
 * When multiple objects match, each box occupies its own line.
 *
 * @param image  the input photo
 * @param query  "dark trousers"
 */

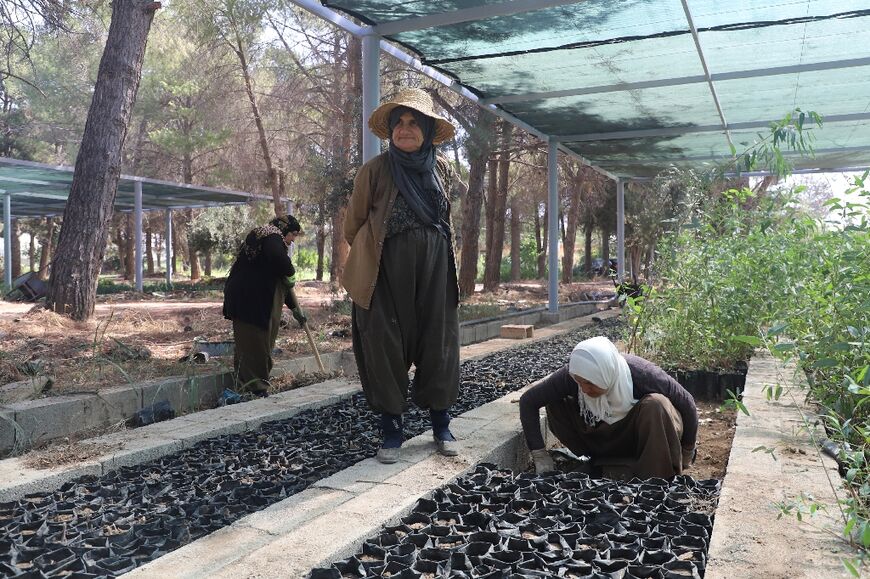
xmin=352 ymin=227 xmax=459 ymax=416
xmin=546 ymin=393 xmax=684 ymax=478
xmin=232 ymin=284 xmax=284 ymax=394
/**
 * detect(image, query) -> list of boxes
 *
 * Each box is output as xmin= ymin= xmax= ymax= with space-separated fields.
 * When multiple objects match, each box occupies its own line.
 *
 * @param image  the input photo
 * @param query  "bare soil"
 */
xmin=693 ymin=400 xmax=738 ymax=480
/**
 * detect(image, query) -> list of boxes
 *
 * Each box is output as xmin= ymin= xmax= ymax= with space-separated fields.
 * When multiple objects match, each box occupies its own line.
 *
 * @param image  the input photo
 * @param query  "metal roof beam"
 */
xmin=373 ymin=0 xmax=579 ymax=36
xmin=0 ymin=175 xmax=53 ymax=186
xmin=482 ymin=56 xmax=870 ymax=105
xmin=557 ymin=112 xmax=870 ymax=142
xmin=288 ymin=1 xmax=617 ymax=181
xmin=680 ymin=0 xmax=733 ymax=152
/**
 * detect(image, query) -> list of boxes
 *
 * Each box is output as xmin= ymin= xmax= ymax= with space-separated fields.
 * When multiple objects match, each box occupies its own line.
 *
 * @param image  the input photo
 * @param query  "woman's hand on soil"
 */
xmin=531 ymin=448 xmax=555 ymax=474
xmin=682 ymin=446 xmax=697 ymax=469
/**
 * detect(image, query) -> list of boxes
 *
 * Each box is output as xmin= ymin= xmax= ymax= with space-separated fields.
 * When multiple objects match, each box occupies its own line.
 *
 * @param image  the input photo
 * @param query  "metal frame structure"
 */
xmin=0 ymin=156 xmax=271 ymax=290
xmin=288 ymin=0 xmax=870 ymax=312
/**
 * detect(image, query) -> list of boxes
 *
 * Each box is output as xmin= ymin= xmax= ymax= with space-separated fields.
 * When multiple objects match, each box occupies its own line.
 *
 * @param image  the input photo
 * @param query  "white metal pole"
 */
xmin=362 ymin=34 xmax=381 ymax=163
xmin=2 ymin=193 xmax=10 ymax=288
xmin=617 ymin=178 xmax=625 ymax=284
xmin=134 ymin=180 xmax=143 ymax=292
xmin=164 ymin=209 xmax=173 ymax=287
xmin=547 ymin=140 xmax=559 ymax=313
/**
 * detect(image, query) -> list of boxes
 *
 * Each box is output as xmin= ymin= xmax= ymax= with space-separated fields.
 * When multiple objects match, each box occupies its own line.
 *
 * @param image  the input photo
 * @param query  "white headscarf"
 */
xmin=568 ymin=336 xmax=636 ymax=426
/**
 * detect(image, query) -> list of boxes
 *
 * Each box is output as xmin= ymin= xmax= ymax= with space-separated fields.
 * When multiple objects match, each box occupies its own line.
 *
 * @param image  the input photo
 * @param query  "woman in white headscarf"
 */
xmin=519 ymin=336 xmax=698 ymax=479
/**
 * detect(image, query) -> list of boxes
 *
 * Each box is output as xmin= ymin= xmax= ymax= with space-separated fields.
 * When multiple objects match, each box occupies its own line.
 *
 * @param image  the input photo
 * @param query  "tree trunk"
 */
xmin=234 ymin=35 xmax=283 ymax=217
xmin=155 ymin=233 xmax=162 ymax=269
xmin=330 ymin=204 xmax=349 ymax=285
xmin=482 ymin=123 xmax=512 ymax=292
xmin=10 ymin=219 xmax=21 ymax=278
xmin=28 ymin=233 xmax=35 ymax=272
xmin=37 ymin=217 xmax=55 ymax=280
xmin=584 ymin=222 xmax=593 ymax=278
xmin=601 ymin=227 xmax=611 ymax=266
xmin=145 ymin=226 xmax=154 ymax=275
xmin=316 ymin=224 xmax=326 ymax=281
xmin=509 ymin=196 xmax=521 ymax=281
xmin=111 ymin=218 xmax=125 ymax=278
xmin=539 ymin=201 xmax=548 ymax=278
xmin=458 ymin=109 xmax=493 ymax=297
xmin=561 ymin=180 xmax=581 ymax=284
xmin=203 ymin=250 xmax=212 ymax=277
xmin=125 ymin=213 xmax=134 ymax=280
xmin=180 ymin=155 xmax=200 ymax=281
xmin=46 ymin=0 xmax=157 ymax=320
xmin=172 ymin=212 xmax=189 ymax=275
xmin=482 ymin=157 xmax=499 ymax=291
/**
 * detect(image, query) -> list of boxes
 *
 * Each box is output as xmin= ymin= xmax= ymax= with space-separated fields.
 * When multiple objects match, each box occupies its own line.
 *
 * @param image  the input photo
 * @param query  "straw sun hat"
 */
xmin=368 ymin=87 xmax=456 ymax=145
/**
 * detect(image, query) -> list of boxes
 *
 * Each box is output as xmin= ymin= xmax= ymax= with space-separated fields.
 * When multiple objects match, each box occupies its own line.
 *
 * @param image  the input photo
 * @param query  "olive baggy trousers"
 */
xmin=352 ymin=227 xmax=459 ymax=416
xmin=546 ymin=393 xmax=684 ymax=479
xmin=232 ymin=284 xmax=285 ymax=395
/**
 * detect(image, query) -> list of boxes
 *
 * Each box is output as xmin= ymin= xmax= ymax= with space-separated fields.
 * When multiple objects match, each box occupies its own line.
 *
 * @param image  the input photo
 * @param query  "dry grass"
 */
xmin=268 ymin=369 xmax=345 ymax=394
xmin=22 ymin=438 xmax=124 ymax=470
xmin=0 ymin=289 xmax=352 ymax=396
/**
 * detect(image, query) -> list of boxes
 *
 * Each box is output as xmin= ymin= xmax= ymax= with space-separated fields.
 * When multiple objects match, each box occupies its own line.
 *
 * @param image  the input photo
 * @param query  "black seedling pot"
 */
xmin=671 ymin=535 xmax=706 ymax=551
xmin=467 ymin=531 xmax=501 ymax=546
xmin=432 ymin=511 xmax=463 ymax=526
xmin=91 ymin=556 xmax=136 ymax=575
xmin=449 ymin=552 xmax=474 ymax=571
xmin=641 ymin=549 xmax=675 ymax=566
xmin=640 ymin=537 xmax=668 ymax=551
xmin=483 ymin=550 xmax=524 ymax=570
xmin=626 ymin=565 xmax=664 ymax=579
xmin=307 ymin=568 xmax=340 ymax=579
xmin=662 ymin=559 xmax=701 ymax=578
xmin=420 ymin=524 xmax=450 ymax=538
xmin=332 ymin=557 xmax=365 ymax=577
xmin=404 ymin=533 xmax=431 ymax=549
xmin=435 ymin=535 xmax=466 ymax=551
xmin=411 ymin=559 xmax=441 ymax=575
xmin=680 ymin=513 xmax=711 ymax=529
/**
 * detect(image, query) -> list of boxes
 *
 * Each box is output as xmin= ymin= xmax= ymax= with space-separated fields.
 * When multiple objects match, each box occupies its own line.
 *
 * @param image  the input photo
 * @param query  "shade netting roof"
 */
xmin=323 ymin=0 xmax=870 ymax=177
xmin=0 ymin=157 xmax=269 ymax=218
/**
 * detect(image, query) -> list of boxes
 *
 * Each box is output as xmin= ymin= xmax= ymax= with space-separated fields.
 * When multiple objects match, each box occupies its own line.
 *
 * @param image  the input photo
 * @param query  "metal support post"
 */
xmin=2 ymin=193 xmax=10 ymax=288
xmin=617 ymin=178 xmax=625 ymax=284
xmin=134 ymin=180 xmax=143 ymax=292
xmin=547 ymin=141 xmax=559 ymax=313
xmin=164 ymin=209 xmax=173 ymax=287
xmin=362 ymin=34 xmax=381 ymax=163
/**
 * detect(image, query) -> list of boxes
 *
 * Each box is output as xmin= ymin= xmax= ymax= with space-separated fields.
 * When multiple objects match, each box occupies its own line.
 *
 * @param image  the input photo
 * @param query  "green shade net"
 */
xmin=324 ymin=0 xmax=870 ymax=176
xmin=0 ymin=158 xmax=262 ymax=218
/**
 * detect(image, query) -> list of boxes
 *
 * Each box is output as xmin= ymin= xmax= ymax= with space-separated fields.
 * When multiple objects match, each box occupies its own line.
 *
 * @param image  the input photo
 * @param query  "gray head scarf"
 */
xmin=387 ymin=106 xmax=448 ymax=237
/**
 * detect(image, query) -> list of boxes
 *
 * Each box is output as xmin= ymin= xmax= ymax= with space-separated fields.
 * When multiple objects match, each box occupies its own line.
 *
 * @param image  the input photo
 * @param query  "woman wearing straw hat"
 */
xmin=343 ymin=87 xmax=461 ymax=464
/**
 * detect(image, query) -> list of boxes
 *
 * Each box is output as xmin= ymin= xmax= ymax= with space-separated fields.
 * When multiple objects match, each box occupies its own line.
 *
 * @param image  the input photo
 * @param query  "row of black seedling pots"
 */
xmin=310 ymin=464 xmax=717 ymax=578
xmin=665 ymin=362 xmax=748 ymax=402
xmin=0 ymin=321 xmax=626 ymax=578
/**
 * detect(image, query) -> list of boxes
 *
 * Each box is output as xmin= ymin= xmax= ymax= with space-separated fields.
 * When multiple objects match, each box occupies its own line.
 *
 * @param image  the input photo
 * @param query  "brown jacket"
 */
xmin=342 ymin=151 xmax=458 ymax=309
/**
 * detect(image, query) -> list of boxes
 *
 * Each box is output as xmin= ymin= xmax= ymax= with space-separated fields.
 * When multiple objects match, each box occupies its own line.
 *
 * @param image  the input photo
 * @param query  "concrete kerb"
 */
xmin=705 ymin=353 xmax=852 ymax=578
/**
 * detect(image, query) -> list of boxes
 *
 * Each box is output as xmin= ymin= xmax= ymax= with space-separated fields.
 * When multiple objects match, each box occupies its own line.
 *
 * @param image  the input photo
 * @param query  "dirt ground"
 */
xmin=1 ymin=278 xmax=736 ymax=478
xmin=693 ymin=400 xmax=737 ymax=480
xmin=0 ymin=279 xmax=613 ymax=393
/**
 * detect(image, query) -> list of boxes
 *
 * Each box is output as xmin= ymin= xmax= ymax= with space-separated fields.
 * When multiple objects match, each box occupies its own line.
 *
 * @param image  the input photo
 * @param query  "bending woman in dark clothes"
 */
xmin=223 ymin=215 xmax=306 ymax=397
xmin=519 ymin=336 xmax=698 ymax=479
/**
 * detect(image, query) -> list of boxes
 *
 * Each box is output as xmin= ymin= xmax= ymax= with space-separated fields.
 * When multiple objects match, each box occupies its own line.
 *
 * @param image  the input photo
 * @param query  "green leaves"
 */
xmin=733 ymin=335 xmax=763 ymax=347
